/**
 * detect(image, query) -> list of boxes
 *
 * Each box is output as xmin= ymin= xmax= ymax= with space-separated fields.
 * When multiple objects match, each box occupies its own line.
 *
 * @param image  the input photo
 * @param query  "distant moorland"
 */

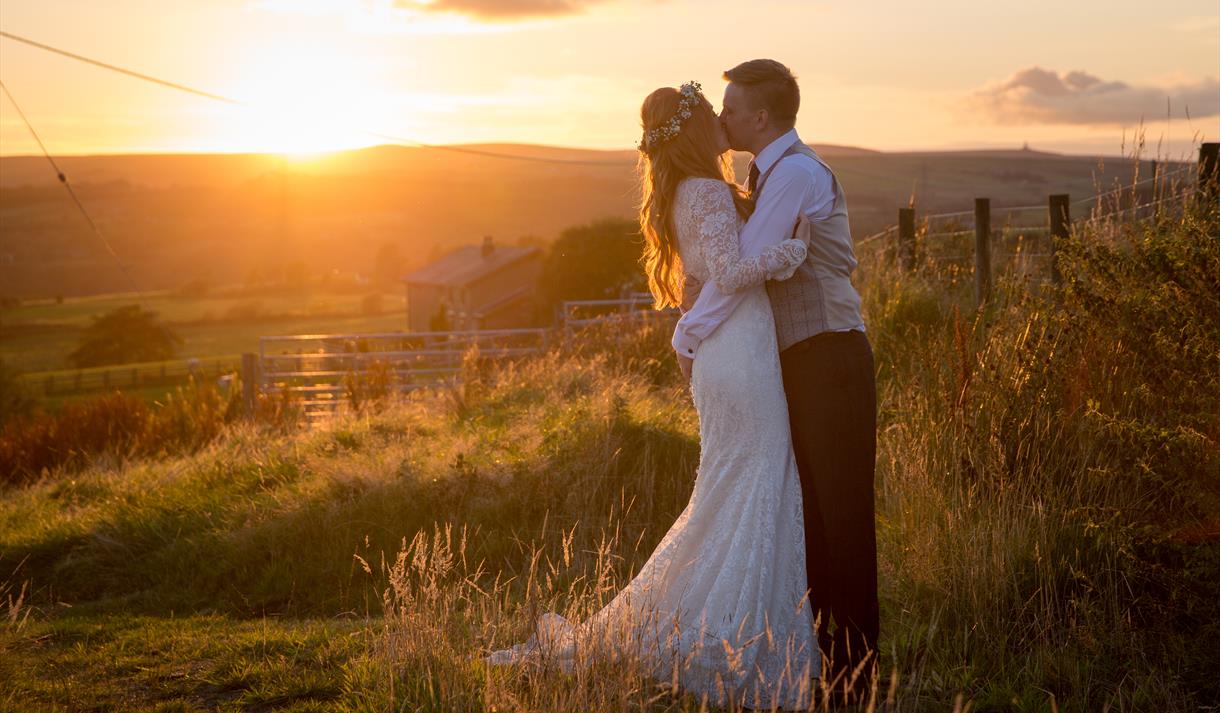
xmin=0 ymin=143 xmax=1177 ymax=299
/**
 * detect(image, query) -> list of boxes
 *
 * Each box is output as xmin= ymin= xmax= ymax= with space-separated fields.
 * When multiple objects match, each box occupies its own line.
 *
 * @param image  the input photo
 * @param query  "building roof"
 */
xmin=402 ymin=244 xmax=540 ymax=287
xmin=472 ymin=285 xmax=533 ymax=318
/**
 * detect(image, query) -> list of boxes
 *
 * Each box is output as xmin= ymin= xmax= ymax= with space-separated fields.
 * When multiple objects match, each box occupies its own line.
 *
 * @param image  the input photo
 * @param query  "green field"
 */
xmin=1 ymin=287 xmax=410 ymax=375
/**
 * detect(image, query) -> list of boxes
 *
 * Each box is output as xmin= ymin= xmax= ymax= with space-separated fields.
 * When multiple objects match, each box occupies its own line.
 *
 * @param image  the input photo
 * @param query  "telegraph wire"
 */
xmin=0 ymin=30 xmax=629 ymax=167
xmin=0 ymin=31 xmax=240 ymax=106
xmin=0 ymin=79 xmax=142 ymax=298
xmin=2 ymin=30 xmax=1203 ymax=257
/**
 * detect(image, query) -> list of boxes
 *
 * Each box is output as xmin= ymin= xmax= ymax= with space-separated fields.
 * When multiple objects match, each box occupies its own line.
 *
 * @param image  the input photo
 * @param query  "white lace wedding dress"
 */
xmin=486 ymin=177 xmax=816 ymax=710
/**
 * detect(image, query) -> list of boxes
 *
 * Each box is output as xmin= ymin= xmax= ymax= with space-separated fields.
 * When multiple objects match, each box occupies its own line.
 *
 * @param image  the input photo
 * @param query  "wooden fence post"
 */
xmin=1048 ymin=194 xmax=1070 ymax=286
xmin=1199 ymin=143 xmax=1220 ymax=206
xmin=241 ymin=352 xmax=260 ymax=417
xmin=897 ymin=207 xmax=916 ymax=271
xmin=974 ymin=198 xmax=992 ymax=307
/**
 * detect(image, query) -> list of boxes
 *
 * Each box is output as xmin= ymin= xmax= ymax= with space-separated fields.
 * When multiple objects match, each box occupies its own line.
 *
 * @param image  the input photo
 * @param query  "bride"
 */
xmin=486 ymin=81 xmax=816 ymax=710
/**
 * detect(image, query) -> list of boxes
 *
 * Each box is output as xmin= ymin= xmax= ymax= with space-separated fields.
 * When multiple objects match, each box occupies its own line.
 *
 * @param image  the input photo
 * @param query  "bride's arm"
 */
xmin=692 ymin=179 xmax=806 ymax=294
xmin=698 ymin=181 xmax=807 ymax=294
xmin=682 ymin=215 xmax=815 ymax=309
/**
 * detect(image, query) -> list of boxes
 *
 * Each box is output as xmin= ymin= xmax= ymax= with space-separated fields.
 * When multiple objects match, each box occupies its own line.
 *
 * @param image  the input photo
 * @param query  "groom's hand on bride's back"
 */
xmin=680 ymin=274 xmax=704 ymax=314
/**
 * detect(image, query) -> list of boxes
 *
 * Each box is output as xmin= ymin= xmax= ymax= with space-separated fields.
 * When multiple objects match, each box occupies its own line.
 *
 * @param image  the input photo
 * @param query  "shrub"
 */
xmin=0 ymin=392 xmax=150 ymax=485
xmin=540 ymin=217 xmax=648 ymax=308
xmin=0 ymin=360 xmax=38 ymax=427
xmin=343 ymin=358 xmax=397 ymax=412
xmin=66 ymin=305 xmax=183 ymax=368
xmin=0 ymin=378 xmax=256 ymax=487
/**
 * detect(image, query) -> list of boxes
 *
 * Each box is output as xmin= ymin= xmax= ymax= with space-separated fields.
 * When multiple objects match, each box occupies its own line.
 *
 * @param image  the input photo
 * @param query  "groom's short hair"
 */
xmin=723 ymin=59 xmax=800 ymax=129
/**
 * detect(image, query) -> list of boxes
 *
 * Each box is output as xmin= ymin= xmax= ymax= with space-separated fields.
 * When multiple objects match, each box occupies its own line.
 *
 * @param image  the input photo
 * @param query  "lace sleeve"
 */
xmin=689 ymin=179 xmax=807 ymax=294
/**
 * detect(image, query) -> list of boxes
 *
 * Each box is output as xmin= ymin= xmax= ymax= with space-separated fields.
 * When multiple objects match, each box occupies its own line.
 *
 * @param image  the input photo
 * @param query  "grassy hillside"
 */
xmin=1 ymin=197 xmax=1216 ymax=711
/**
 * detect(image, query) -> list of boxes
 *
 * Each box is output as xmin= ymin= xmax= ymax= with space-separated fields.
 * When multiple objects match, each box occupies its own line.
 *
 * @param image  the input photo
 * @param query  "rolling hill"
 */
xmin=0 ymin=143 xmax=1173 ymax=299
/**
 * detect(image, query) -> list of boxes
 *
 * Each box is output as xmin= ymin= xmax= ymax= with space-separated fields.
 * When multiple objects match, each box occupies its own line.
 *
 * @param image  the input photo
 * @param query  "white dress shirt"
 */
xmin=672 ymin=129 xmax=853 ymax=358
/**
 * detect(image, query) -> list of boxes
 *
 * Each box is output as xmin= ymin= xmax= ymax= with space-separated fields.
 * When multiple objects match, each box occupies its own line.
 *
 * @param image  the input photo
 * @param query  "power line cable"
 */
xmin=0 ymin=79 xmax=142 ymax=298
xmin=3 ymin=31 xmax=1205 ymax=261
xmin=0 ymin=31 xmax=239 ymax=106
xmin=0 ymin=30 xmax=629 ymax=167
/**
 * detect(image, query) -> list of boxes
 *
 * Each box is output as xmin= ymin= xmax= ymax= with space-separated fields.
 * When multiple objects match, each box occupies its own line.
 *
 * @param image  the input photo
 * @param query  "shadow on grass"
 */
xmin=3 ymin=405 xmax=699 ymax=622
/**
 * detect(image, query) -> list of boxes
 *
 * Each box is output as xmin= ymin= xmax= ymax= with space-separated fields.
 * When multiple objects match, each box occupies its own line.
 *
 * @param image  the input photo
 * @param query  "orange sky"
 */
xmin=0 ymin=0 xmax=1217 ymax=158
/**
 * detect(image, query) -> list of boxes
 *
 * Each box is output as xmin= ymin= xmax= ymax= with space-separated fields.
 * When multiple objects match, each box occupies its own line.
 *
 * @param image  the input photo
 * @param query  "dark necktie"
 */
xmin=747 ymin=162 xmax=760 ymax=196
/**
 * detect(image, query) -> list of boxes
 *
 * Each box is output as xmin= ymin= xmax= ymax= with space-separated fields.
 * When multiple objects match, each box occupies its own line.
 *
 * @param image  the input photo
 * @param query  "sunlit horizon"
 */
xmin=1 ymin=0 xmax=1217 ymax=159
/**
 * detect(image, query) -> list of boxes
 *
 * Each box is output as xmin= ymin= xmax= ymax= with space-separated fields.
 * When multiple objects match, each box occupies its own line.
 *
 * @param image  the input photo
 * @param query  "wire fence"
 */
xmin=852 ymin=154 xmax=1214 ymax=307
xmin=559 ymin=296 xmax=679 ymax=336
xmin=256 ymin=328 xmax=551 ymax=420
xmin=253 ymin=299 xmax=677 ymax=421
xmin=18 ymin=354 xmax=241 ymax=398
xmin=11 ymin=299 xmax=670 ymax=411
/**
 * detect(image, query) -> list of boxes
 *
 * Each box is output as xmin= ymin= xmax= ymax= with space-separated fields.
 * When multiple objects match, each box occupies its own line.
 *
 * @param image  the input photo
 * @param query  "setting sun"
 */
xmin=207 ymin=40 xmax=391 ymax=154
xmin=2 ymin=0 xmax=1213 ymax=157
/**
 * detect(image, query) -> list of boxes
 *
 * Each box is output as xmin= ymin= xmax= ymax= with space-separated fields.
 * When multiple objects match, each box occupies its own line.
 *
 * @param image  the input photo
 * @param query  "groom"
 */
xmin=674 ymin=59 xmax=879 ymax=704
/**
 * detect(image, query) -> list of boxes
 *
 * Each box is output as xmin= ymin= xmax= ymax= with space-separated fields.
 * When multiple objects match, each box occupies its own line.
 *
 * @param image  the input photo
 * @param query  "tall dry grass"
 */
xmin=0 ymin=189 xmax=1216 ymax=710
xmin=361 ymin=196 xmax=1218 ymax=711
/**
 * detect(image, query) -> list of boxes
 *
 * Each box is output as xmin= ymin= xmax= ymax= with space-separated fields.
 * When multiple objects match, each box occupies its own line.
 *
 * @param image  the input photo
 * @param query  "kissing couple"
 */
xmin=488 ymin=59 xmax=879 ymax=711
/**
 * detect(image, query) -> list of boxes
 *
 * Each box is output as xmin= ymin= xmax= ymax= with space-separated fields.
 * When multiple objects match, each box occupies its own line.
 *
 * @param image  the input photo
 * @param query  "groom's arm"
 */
xmin=672 ymin=278 xmax=746 ymax=359
xmin=739 ymin=158 xmax=834 ymax=259
xmin=671 ymin=159 xmax=833 ymax=359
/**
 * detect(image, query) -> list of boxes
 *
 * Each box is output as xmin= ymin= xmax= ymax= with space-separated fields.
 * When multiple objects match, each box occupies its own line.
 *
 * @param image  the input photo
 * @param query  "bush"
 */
xmin=0 ymin=360 xmax=38 ymax=428
xmin=0 ymin=379 xmax=249 ymax=487
xmin=540 ymin=217 xmax=648 ymax=307
xmin=343 ymin=358 xmax=396 ymax=411
xmin=0 ymin=392 xmax=150 ymax=485
xmin=66 ymin=305 xmax=182 ymax=368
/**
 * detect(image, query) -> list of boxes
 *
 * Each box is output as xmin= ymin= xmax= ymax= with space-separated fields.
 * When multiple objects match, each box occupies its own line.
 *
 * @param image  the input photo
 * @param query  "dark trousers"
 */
xmin=779 ymin=329 xmax=879 ymax=691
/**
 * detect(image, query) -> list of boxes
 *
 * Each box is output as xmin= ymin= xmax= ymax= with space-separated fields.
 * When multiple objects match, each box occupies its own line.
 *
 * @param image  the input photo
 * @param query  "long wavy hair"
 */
xmin=637 ymin=87 xmax=753 ymax=309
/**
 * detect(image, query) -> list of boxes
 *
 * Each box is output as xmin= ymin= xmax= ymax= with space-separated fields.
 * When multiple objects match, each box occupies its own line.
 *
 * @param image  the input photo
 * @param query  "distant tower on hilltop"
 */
xmin=1022 ymin=141 xmax=1031 ymax=152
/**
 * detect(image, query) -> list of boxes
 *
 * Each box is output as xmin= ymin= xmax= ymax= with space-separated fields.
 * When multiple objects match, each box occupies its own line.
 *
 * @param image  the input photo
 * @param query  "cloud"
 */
xmin=967 ymin=67 xmax=1220 ymax=125
xmin=251 ymin=0 xmax=627 ymax=31
xmin=392 ymin=0 xmax=612 ymax=20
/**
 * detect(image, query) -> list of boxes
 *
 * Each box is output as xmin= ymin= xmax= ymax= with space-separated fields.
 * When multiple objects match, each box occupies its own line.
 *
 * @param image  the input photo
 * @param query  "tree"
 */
xmin=373 ymin=242 xmax=405 ymax=287
xmin=541 ymin=217 xmax=648 ymax=307
xmin=66 ymin=305 xmax=183 ymax=368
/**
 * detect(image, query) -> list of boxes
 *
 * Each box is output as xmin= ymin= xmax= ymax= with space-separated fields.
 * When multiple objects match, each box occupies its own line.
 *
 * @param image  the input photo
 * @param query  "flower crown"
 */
xmin=638 ymin=81 xmax=703 ymax=153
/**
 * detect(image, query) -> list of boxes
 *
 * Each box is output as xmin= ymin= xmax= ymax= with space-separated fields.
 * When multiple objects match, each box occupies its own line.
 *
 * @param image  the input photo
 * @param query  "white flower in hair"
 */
xmin=638 ymin=81 xmax=703 ymax=153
